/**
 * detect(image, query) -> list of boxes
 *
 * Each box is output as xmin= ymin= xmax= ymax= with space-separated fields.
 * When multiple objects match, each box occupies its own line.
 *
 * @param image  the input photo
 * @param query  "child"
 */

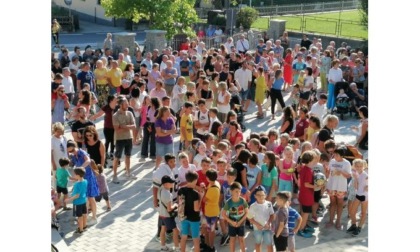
xmin=247 ymin=152 xmax=262 ymax=206
xmin=217 ymin=141 xmax=232 ymax=165
xmin=293 ymin=141 xmax=312 ymax=205
xmin=94 ymin=164 xmax=112 ymax=211
xmin=222 ymin=182 xmax=249 ymax=252
xmin=219 ymin=168 xmax=249 ymax=246
xmin=178 ymin=171 xmax=202 ymax=252
xmin=56 ymin=157 xmax=75 ymax=210
xmin=273 ymin=192 xmax=289 ymax=252
xmin=297 ymin=70 xmax=305 ymax=89
xmin=193 ymin=141 xmax=207 ymax=171
xmin=336 ymin=88 xmax=349 ymax=99
xmin=208 ymin=108 xmax=220 ymax=135
xmin=266 ymin=129 xmax=279 ymax=152
xmin=284 ymin=191 xmax=302 ymax=252
xmin=291 ymin=84 xmax=300 ymax=113
xmin=289 ymin=138 xmax=301 ymax=163
xmin=255 ymin=67 xmax=267 ymax=119
xmin=203 ymin=169 xmax=221 ymax=252
xmin=310 ymin=149 xmax=326 ymax=224
xmin=248 ymin=186 xmax=275 ymax=252
xmin=177 ymin=152 xmax=197 ymax=188
xmin=65 ymin=167 xmax=88 ymax=234
xmin=278 ymin=146 xmax=296 ymax=194
xmin=158 ymin=175 xmax=180 ymax=251
xmin=274 ymin=133 xmax=290 ymax=157
xmin=297 ymin=150 xmax=320 ymax=238
xmin=261 ymin=151 xmax=278 ymax=203
xmin=180 ymin=101 xmax=194 ymax=152
xmin=216 ymin=159 xmax=228 ymax=185
xmin=347 ymin=159 xmax=368 ymax=237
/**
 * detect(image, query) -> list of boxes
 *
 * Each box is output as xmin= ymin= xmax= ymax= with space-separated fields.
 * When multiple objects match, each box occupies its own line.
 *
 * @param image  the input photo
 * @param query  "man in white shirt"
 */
xmin=309 ymin=93 xmax=328 ymax=120
xmin=214 ymin=26 xmax=223 ymax=45
xmin=234 ymin=61 xmax=252 ymax=112
xmin=236 ymin=33 xmax=249 ymax=55
xmin=123 ymin=47 xmax=132 ymax=64
xmin=193 ymin=99 xmax=211 ymax=140
xmin=160 ymin=55 xmax=168 ymax=72
xmin=62 ymin=67 xmax=75 ymax=103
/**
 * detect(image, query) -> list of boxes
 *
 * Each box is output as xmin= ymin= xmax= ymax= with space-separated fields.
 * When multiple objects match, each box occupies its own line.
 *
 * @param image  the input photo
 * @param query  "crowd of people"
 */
xmin=51 ymin=30 xmax=369 ymax=251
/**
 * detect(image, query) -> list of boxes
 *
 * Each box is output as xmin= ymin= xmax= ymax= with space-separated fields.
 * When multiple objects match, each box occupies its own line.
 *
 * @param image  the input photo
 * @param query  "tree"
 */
xmin=359 ymin=0 xmax=368 ymax=29
xmin=101 ymin=0 xmax=199 ymax=39
xmin=236 ymin=7 xmax=259 ymax=29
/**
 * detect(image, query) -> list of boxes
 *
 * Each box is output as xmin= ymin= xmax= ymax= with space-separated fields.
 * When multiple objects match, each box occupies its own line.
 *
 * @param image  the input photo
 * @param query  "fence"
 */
xmin=195 ymin=0 xmax=359 ymax=19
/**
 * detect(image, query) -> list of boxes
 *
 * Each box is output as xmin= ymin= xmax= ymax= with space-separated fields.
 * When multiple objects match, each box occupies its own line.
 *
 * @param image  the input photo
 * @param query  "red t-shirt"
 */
xmin=197 ymin=170 xmax=210 ymax=214
xmin=228 ymin=131 xmax=243 ymax=146
xmin=299 ymin=165 xmax=314 ymax=206
xmin=294 ymin=118 xmax=309 ymax=138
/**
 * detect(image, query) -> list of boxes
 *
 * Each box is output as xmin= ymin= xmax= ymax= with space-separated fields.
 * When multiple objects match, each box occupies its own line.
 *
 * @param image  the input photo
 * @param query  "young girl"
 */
xmin=140 ymin=95 xmax=151 ymax=139
xmin=261 ymin=151 xmax=278 ymax=203
xmin=193 ymin=141 xmax=207 ymax=171
xmin=297 ymin=70 xmax=305 ymax=89
xmin=291 ymin=84 xmax=300 ymax=113
xmin=95 ymin=164 xmax=112 ymax=211
xmin=278 ymin=146 xmax=296 ymax=194
xmin=266 ymin=129 xmax=279 ymax=152
xmin=255 ymin=67 xmax=267 ymax=119
xmin=289 ymin=138 xmax=301 ymax=163
xmin=347 ymin=159 xmax=368 ymax=237
xmin=247 ymin=152 xmax=262 ymax=206
xmin=305 ymin=116 xmax=321 ymax=146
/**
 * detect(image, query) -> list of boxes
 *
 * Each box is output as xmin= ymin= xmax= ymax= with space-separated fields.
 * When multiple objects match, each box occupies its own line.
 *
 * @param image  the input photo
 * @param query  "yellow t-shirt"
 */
xmin=297 ymin=75 xmax=305 ymax=88
xmin=118 ymin=61 xmax=127 ymax=72
xmin=180 ymin=113 xmax=193 ymax=141
xmin=94 ymin=68 xmax=108 ymax=85
xmin=107 ymin=68 xmax=122 ymax=87
xmin=204 ymin=183 xmax=221 ymax=217
xmin=306 ymin=127 xmax=319 ymax=142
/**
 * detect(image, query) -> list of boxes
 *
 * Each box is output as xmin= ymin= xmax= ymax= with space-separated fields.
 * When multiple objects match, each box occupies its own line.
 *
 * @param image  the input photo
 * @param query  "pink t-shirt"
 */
xmin=279 ymin=159 xmax=293 ymax=181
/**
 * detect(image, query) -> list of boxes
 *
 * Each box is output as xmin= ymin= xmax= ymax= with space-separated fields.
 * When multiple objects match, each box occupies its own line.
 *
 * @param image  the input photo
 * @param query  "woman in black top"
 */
xmin=83 ymin=125 xmax=105 ymax=167
xmin=231 ymin=149 xmax=252 ymax=188
xmin=316 ymin=114 xmax=339 ymax=152
xmin=204 ymin=55 xmax=215 ymax=77
xmin=279 ymin=106 xmax=295 ymax=134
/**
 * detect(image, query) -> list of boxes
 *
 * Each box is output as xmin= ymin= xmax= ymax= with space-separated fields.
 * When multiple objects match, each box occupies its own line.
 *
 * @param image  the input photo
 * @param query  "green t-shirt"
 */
xmin=261 ymin=164 xmax=278 ymax=187
xmin=223 ymin=197 xmax=248 ymax=222
xmin=56 ymin=167 xmax=71 ymax=188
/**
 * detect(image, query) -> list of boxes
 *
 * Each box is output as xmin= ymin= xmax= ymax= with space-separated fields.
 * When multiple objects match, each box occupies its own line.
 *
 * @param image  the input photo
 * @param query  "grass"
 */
xmin=251 ymin=10 xmax=367 ymax=39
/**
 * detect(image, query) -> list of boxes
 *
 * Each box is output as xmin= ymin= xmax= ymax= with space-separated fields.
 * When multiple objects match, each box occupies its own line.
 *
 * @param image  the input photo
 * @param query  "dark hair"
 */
xmin=275 ymin=69 xmax=283 ymax=79
xmin=234 ymin=143 xmax=245 ymax=151
xmin=203 ymin=133 xmax=215 ymax=143
xmin=211 ymin=72 xmax=219 ymax=80
xmin=58 ymin=157 xmax=70 ymax=167
xmin=205 ymin=168 xmax=218 ymax=182
xmin=229 ymin=121 xmax=240 ymax=131
xmin=131 ymin=87 xmax=140 ymax=98
xmin=359 ymin=106 xmax=368 ymax=118
xmin=107 ymin=95 xmax=116 ymax=104
xmin=249 ymin=152 xmax=258 ymax=165
xmin=226 ymin=110 xmax=237 ymax=124
xmin=197 ymin=98 xmax=206 ymax=105
xmin=83 ymin=125 xmax=99 ymax=142
xmin=184 ymin=101 xmax=194 ymax=108
xmin=306 ymin=67 xmax=313 ymax=76
xmin=276 ymin=191 xmax=290 ymax=202
xmin=320 ymin=153 xmax=330 ymax=162
xmin=164 ymin=153 xmax=176 ymax=163
xmin=334 ymin=146 xmax=347 ymax=157
xmin=324 ymin=139 xmax=336 ymax=151
xmin=227 ymin=167 xmax=237 ymax=177
xmin=230 ymin=181 xmax=242 ymax=191
xmin=151 ymin=97 xmax=160 ymax=109
xmin=201 ymin=157 xmax=211 ymax=164
xmin=249 ymin=132 xmax=260 ymax=140
xmin=301 ymin=150 xmax=315 ymax=164
xmin=210 ymin=121 xmax=222 ymax=136
xmin=66 ymin=139 xmax=77 ymax=148
xmin=265 ymin=151 xmax=276 ymax=172
xmin=309 ymin=116 xmax=321 ymax=129
xmin=236 ymin=149 xmax=252 ymax=164
xmin=319 ymin=93 xmax=328 ymax=100
xmin=162 ymin=96 xmax=170 ymax=102
xmin=80 ymin=90 xmax=91 ymax=105
xmin=74 ymin=167 xmax=86 ymax=177
xmin=283 ymin=106 xmax=295 ymax=122
xmin=185 ymin=170 xmax=199 ymax=182
xmin=260 ymin=136 xmax=268 ymax=146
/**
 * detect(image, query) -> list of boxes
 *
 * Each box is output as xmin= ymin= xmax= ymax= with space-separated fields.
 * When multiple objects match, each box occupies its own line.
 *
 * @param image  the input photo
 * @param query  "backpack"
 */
xmin=344 ymin=144 xmax=363 ymax=160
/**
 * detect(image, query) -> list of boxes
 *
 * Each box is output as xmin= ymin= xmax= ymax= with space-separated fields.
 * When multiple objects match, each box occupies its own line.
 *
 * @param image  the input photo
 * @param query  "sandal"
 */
xmin=325 ymin=222 xmax=334 ymax=229
xmin=335 ymin=223 xmax=343 ymax=230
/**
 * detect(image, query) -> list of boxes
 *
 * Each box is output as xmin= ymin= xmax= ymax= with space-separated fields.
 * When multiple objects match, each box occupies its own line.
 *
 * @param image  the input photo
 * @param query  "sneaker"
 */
xmin=207 ymin=246 xmax=216 ymax=252
xmin=346 ymin=224 xmax=357 ymax=233
xmin=199 ymin=243 xmax=208 ymax=251
xmin=297 ymin=230 xmax=312 ymax=238
xmin=304 ymin=225 xmax=315 ymax=233
xmin=352 ymin=227 xmax=361 ymax=237
xmin=220 ymin=234 xmax=229 ymax=246
xmin=112 ymin=176 xmax=120 ymax=184
xmin=88 ymin=218 xmax=98 ymax=226
xmin=310 ymin=216 xmax=318 ymax=223
xmin=160 ymin=245 xmax=172 ymax=251
xmin=187 ymin=235 xmax=193 ymax=241
xmin=125 ymin=173 xmax=137 ymax=180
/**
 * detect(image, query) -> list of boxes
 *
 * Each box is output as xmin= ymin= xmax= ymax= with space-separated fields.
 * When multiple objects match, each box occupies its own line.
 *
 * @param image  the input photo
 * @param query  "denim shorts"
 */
xmin=181 ymin=220 xmax=200 ymax=238
xmin=278 ymin=179 xmax=293 ymax=193
xmin=239 ymin=89 xmax=249 ymax=101
xmin=156 ymin=142 xmax=174 ymax=157
xmin=253 ymin=229 xmax=273 ymax=245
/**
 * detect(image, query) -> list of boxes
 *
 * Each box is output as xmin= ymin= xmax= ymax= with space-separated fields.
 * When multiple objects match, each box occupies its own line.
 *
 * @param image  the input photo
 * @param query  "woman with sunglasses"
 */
xmin=67 ymin=139 xmax=99 ymax=224
xmin=52 ymin=85 xmax=70 ymax=124
xmin=84 ymin=126 xmax=105 ymax=168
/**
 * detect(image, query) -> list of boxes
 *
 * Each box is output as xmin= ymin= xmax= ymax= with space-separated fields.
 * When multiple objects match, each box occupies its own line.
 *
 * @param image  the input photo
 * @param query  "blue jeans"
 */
xmin=327 ymin=83 xmax=335 ymax=109
xmin=253 ymin=229 xmax=273 ymax=245
xmin=156 ymin=142 xmax=174 ymax=157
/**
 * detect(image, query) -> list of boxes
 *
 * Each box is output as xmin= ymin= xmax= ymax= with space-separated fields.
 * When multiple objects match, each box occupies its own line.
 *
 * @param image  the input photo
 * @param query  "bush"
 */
xmin=236 ymin=7 xmax=259 ymax=29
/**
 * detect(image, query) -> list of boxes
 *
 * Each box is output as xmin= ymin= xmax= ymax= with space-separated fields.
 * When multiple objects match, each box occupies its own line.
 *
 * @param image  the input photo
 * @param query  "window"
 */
xmin=97 ymin=0 xmax=101 ymax=5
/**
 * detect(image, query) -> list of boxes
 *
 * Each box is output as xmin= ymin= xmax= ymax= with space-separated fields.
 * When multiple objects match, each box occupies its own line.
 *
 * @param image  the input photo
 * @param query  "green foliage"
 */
xmin=358 ymin=0 xmax=368 ymax=29
xmin=101 ymin=0 xmax=199 ymax=39
xmin=212 ymin=0 xmax=224 ymax=9
xmin=236 ymin=7 xmax=259 ymax=29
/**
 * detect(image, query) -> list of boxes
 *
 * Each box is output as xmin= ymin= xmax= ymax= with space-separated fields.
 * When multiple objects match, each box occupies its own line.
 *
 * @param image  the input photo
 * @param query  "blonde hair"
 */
xmin=156 ymin=106 xmax=170 ymax=120
xmin=52 ymin=122 xmax=64 ymax=133
xmin=352 ymin=159 xmax=367 ymax=169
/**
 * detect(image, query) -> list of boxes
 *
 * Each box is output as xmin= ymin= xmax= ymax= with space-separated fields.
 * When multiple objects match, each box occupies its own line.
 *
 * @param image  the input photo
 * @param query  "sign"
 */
xmin=64 ymin=0 xmax=72 ymax=6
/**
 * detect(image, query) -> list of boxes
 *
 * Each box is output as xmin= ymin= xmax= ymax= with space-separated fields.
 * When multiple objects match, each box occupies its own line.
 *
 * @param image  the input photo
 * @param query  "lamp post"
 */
xmin=64 ymin=0 xmax=72 ymax=16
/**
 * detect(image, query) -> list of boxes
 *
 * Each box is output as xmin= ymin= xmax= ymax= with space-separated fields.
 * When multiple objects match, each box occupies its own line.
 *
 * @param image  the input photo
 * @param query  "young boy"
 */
xmin=203 ymin=169 xmax=221 ymax=252
xmin=219 ymin=168 xmax=249 ymax=246
xmin=266 ymin=129 xmax=279 ymax=152
xmin=95 ymin=164 xmax=112 ymax=211
xmin=273 ymin=192 xmax=289 ymax=252
xmin=297 ymin=150 xmax=321 ymax=238
xmin=180 ymin=101 xmax=194 ymax=151
xmin=56 ymin=157 xmax=75 ymax=210
xmin=65 ymin=167 xmax=88 ymax=234
xmin=216 ymin=158 xmax=228 ymax=186
xmin=248 ymin=186 xmax=275 ymax=252
xmin=222 ymin=182 xmax=249 ymax=252
xmin=158 ymin=175 xmax=180 ymax=252
xmin=284 ymin=191 xmax=302 ymax=252
xmin=178 ymin=171 xmax=202 ymax=252
xmin=310 ymin=149 xmax=327 ymax=224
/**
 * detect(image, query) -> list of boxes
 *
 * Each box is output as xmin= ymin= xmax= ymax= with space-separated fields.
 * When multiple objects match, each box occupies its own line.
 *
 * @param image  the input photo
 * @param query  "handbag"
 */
xmin=159 ymin=188 xmax=178 ymax=218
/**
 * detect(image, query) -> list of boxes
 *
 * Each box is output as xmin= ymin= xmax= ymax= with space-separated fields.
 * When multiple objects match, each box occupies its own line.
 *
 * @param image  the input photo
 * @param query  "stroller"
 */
xmin=230 ymin=94 xmax=246 ymax=131
xmin=335 ymin=96 xmax=351 ymax=120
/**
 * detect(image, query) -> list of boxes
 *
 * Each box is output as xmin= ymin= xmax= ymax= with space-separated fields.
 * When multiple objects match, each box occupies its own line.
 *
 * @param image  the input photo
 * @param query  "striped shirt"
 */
xmin=287 ymin=207 xmax=301 ymax=236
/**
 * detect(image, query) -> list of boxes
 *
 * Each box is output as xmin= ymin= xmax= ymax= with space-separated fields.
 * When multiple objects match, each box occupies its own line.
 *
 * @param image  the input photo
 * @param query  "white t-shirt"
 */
xmin=326 ymin=158 xmax=351 ymax=192
xmin=51 ymin=135 xmax=68 ymax=168
xmin=248 ymin=201 xmax=275 ymax=226
xmin=356 ymin=171 xmax=368 ymax=196
xmin=62 ymin=76 xmax=74 ymax=94
xmin=194 ymin=110 xmax=210 ymax=135
xmin=310 ymin=102 xmax=327 ymax=120
xmin=236 ymin=39 xmax=250 ymax=52
xmin=327 ymin=68 xmax=343 ymax=83
xmin=177 ymin=164 xmax=197 ymax=186
xmin=224 ymin=42 xmax=234 ymax=54
xmin=152 ymin=163 xmax=176 ymax=188
xmin=193 ymin=153 xmax=207 ymax=171
xmin=234 ymin=68 xmax=252 ymax=91
xmin=303 ymin=76 xmax=314 ymax=92
xmin=171 ymin=84 xmax=187 ymax=112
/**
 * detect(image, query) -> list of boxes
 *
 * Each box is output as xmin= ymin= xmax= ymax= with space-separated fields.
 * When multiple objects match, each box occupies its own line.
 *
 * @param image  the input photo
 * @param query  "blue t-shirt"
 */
xmin=246 ymin=165 xmax=262 ymax=190
xmin=56 ymin=167 xmax=71 ymax=188
xmin=77 ymin=71 xmax=95 ymax=91
xmin=293 ymin=62 xmax=306 ymax=72
xmin=221 ymin=181 xmax=248 ymax=205
xmin=272 ymin=77 xmax=285 ymax=90
xmin=287 ymin=206 xmax=301 ymax=236
xmin=72 ymin=179 xmax=88 ymax=205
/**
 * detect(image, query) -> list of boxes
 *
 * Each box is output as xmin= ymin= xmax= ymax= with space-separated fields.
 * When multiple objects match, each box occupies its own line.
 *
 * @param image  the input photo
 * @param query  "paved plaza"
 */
xmin=53 ymin=89 xmax=368 ymax=252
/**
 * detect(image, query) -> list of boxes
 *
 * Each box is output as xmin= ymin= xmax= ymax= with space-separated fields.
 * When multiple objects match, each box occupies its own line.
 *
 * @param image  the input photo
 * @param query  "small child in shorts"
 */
xmin=65 ymin=167 xmax=88 ymax=234
xmin=55 ymin=157 xmax=75 ymax=210
xmin=284 ymin=191 xmax=302 ymax=252
xmin=273 ymin=192 xmax=289 ymax=252
xmin=95 ymin=164 xmax=112 ymax=211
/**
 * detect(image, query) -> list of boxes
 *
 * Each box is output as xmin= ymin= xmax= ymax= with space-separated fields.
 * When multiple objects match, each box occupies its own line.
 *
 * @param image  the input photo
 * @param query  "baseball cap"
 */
xmin=161 ymin=175 xmax=176 ymax=184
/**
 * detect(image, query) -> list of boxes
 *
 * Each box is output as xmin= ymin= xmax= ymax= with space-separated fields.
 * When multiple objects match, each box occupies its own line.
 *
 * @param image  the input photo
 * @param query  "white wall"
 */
xmin=52 ymin=0 xmax=113 ymax=22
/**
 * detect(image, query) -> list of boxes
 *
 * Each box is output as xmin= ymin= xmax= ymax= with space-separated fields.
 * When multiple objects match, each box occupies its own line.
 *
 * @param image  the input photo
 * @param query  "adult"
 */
xmin=216 ymin=82 xmax=231 ymax=123
xmin=51 ymin=122 xmax=68 ymax=172
xmin=294 ymin=106 xmax=309 ymax=141
xmin=300 ymin=34 xmax=311 ymax=50
xmin=155 ymin=106 xmax=177 ymax=169
xmin=194 ymin=99 xmax=211 ymax=141
xmin=283 ymin=48 xmax=293 ymax=90
xmin=71 ymin=107 xmax=95 ymax=148
xmin=94 ymin=60 xmax=109 ymax=108
xmin=352 ymin=58 xmax=366 ymax=87
xmin=348 ymin=82 xmax=367 ymax=114
xmin=67 ymin=140 xmax=99 ymax=223
xmin=141 ymin=52 xmax=154 ymax=71
xmin=279 ymin=106 xmax=295 ymax=135
xmin=203 ymin=55 xmax=215 ymax=77
xmin=103 ymin=33 xmax=113 ymax=51
xmin=269 ymin=69 xmax=286 ymax=120
xmin=320 ymin=50 xmax=332 ymax=93
xmin=231 ymin=149 xmax=251 ymax=188
xmin=327 ymin=59 xmax=343 ymax=111
xmin=316 ymin=114 xmax=339 ymax=152
xmin=279 ymin=31 xmax=290 ymax=55
xmin=117 ymin=53 xmax=128 ymax=72
xmin=83 ymin=126 xmax=106 ymax=168
xmin=106 ymin=60 xmax=123 ymax=96
xmin=299 ymin=67 xmax=314 ymax=107
xmin=226 ymin=121 xmax=244 ymax=147
xmin=339 ymin=57 xmax=352 ymax=83
xmin=273 ymin=40 xmax=285 ymax=64
xmin=292 ymin=53 xmax=307 ymax=86
xmin=306 ymin=116 xmax=321 ymax=146
xmin=234 ymin=61 xmax=252 ymax=112
xmin=179 ymin=52 xmax=191 ymax=83
xmin=62 ymin=67 xmax=75 ymax=105
xmin=224 ymin=37 xmax=234 ymax=54
xmin=123 ymin=47 xmax=132 ymax=64
xmin=150 ymin=80 xmax=168 ymax=102
xmin=309 ymin=93 xmax=328 ymax=120
xmin=52 ymin=85 xmax=70 ymax=124
xmin=51 ymin=19 xmax=61 ymax=47
xmin=141 ymin=97 xmax=160 ymax=159
xmin=353 ymin=106 xmax=368 ymax=150
xmin=129 ymin=87 xmax=142 ymax=145
xmin=52 ymin=60 xmax=62 ymax=74
xmin=77 ymin=62 xmax=95 ymax=92
xmin=236 ymin=33 xmax=250 ymax=55
xmin=90 ymin=95 xmax=118 ymax=161
xmin=112 ymin=97 xmax=137 ymax=184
